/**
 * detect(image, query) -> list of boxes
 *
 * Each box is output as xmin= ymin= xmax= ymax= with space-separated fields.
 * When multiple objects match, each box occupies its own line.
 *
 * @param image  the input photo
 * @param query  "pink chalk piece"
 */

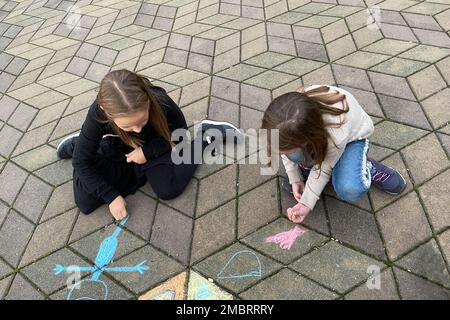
xmin=265 ymin=225 xmax=307 ymax=250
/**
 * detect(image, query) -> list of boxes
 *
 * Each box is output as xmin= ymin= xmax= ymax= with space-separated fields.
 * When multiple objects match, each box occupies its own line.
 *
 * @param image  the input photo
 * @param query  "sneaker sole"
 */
xmin=57 ymin=132 xmax=80 ymax=153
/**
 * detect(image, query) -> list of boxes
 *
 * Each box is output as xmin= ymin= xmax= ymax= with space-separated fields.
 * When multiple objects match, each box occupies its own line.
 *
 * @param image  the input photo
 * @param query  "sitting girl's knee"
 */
xmin=334 ymin=181 xmax=367 ymax=203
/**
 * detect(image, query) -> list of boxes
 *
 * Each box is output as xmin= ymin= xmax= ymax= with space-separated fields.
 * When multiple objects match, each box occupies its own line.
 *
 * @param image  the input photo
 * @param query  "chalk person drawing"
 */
xmin=217 ymin=250 xmax=262 ymax=280
xmin=54 ymin=217 xmax=149 ymax=300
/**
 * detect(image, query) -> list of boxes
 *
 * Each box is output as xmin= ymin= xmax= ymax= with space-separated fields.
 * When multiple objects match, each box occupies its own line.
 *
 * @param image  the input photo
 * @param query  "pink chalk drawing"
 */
xmin=265 ymin=225 xmax=307 ymax=250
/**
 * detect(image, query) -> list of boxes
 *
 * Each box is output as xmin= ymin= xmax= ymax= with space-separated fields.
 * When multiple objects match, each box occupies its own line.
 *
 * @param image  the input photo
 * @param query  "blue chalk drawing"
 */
xmin=148 ymin=289 xmax=177 ymax=300
xmin=53 ymin=217 xmax=149 ymax=300
xmin=196 ymin=282 xmax=212 ymax=299
xmin=216 ymin=250 xmax=262 ymax=280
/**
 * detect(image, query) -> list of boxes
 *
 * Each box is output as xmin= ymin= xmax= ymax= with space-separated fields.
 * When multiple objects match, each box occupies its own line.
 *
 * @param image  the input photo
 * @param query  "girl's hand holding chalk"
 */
xmin=287 ymin=203 xmax=310 ymax=224
xmin=125 ymin=147 xmax=147 ymax=164
xmin=109 ymin=195 xmax=128 ymax=221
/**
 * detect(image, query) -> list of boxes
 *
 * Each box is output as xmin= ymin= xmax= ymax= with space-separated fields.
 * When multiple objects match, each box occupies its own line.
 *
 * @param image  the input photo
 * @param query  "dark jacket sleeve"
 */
xmin=141 ymin=87 xmax=187 ymax=161
xmin=72 ymin=99 xmax=120 ymax=204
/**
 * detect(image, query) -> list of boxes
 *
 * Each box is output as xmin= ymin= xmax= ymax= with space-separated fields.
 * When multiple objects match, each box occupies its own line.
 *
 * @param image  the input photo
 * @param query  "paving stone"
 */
xmin=121 ymin=191 xmax=157 ymax=241
xmin=339 ymin=86 xmax=384 ymax=117
xmin=399 ymin=45 xmax=450 ymax=63
xmin=34 ymin=159 xmax=73 ymax=186
xmin=290 ymin=241 xmax=385 ymax=294
xmin=436 ymin=57 xmax=450 ymax=84
xmin=0 ymin=210 xmax=34 ymax=267
xmin=380 ymin=23 xmax=418 ymax=42
xmin=242 ymin=218 xmax=327 ymax=264
xmin=345 ymin=268 xmax=400 ymax=300
xmin=194 ymin=242 xmax=282 ymax=294
xmin=29 ymin=100 xmax=67 ymax=129
xmin=238 ymin=178 xmax=279 ymax=238
xmin=187 ymin=52 xmax=212 ymax=73
xmin=20 ymin=209 xmax=77 ymax=267
xmin=84 ymin=62 xmax=110 ymax=83
xmin=245 ymin=70 xmax=298 ymax=90
xmin=4 ymin=273 xmax=45 ymax=300
xmin=371 ymin=57 xmax=428 ymax=77
xmin=438 ymin=230 xmax=450 ymax=264
xmin=292 ymin=25 xmax=323 ymax=44
xmin=421 ymin=89 xmax=450 ymax=129
xmin=274 ymin=58 xmax=324 ymax=77
xmin=0 ymin=95 xmax=20 ymax=121
xmin=370 ymin=121 xmax=427 ymax=150
xmin=217 ymin=63 xmax=265 ymax=82
xmin=211 ymin=76 xmax=239 ymax=103
xmin=197 ymin=165 xmax=237 ymax=216
xmin=363 ymin=39 xmax=416 ymax=56
xmin=378 ymin=94 xmax=431 ymax=130
xmin=332 ymin=64 xmax=372 ymax=91
xmin=268 ymin=36 xmax=297 ymax=56
xmin=369 ymin=72 xmax=416 ymax=101
xmin=0 ymin=201 xmax=7 ymax=227
xmin=191 ymin=200 xmax=236 ymax=264
xmin=321 ymin=19 xmax=349 ymax=44
xmin=13 ymin=121 xmax=56 ymax=155
xmin=21 ymin=248 xmax=89 ymax=295
xmin=295 ymin=40 xmax=328 ymax=62
xmin=0 ymin=72 xmax=16 ymax=93
xmin=437 ymin=133 xmax=450 ymax=156
xmin=71 ymin=223 xmax=146 ymax=267
xmin=94 ymin=47 xmax=117 ymax=66
xmin=419 ymin=169 xmax=450 ymax=232
xmin=337 ymin=51 xmax=390 ymax=69
xmin=208 ymin=97 xmax=239 ymax=128
xmin=240 ymin=268 xmax=337 ymax=299
xmin=394 ymin=267 xmax=450 ymax=300
xmin=402 ymin=133 xmax=449 ymax=186
xmin=69 ymin=206 xmax=113 ymax=243
xmin=0 ymin=124 xmax=22 ymax=157
xmin=13 ymin=144 xmax=59 ymax=171
xmin=0 ymin=257 xmax=13 ymax=279
xmin=402 ymin=13 xmax=442 ymax=31
xmin=408 ymin=65 xmax=447 ymax=101
xmin=150 ymin=203 xmax=193 ymax=265
xmin=326 ymin=197 xmax=386 ymax=259
xmin=396 ymin=239 xmax=450 ymax=287
xmin=413 ymin=29 xmax=450 ymax=48
xmin=326 ymin=35 xmax=357 ymax=61
xmin=13 ymin=175 xmax=53 ymax=223
xmin=0 ymin=161 xmax=28 ymax=205
xmin=237 ymin=162 xmax=275 ymax=195
xmin=0 ymin=275 xmax=13 ymax=299
xmin=376 ymin=192 xmax=432 ymax=260
xmin=108 ymin=245 xmax=185 ymax=295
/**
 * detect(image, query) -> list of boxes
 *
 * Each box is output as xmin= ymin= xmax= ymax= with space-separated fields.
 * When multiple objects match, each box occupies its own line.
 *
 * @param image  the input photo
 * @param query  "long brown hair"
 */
xmin=261 ymin=85 xmax=349 ymax=167
xmin=98 ymin=69 xmax=173 ymax=149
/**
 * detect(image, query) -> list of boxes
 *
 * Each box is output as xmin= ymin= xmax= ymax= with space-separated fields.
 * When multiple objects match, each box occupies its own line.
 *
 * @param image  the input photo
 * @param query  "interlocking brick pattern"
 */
xmin=0 ymin=0 xmax=449 ymax=300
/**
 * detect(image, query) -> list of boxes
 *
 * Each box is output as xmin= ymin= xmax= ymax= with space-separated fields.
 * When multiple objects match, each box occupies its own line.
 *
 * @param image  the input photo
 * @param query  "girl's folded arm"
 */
xmin=72 ymin=105 xmax=120 ymax=204
xmin=281 ymin=154 xmax=303 ymax=184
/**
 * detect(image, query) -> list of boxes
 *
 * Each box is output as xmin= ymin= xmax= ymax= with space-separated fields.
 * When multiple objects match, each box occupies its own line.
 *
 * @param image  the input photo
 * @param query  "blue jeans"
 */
xmin=286 ymin=139 xmax=371 ymax=203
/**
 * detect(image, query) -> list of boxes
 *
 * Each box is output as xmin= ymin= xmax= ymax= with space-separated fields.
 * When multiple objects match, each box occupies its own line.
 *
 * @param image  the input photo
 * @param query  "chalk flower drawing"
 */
xmin=54 ymin=217 xmax=149 ymax=300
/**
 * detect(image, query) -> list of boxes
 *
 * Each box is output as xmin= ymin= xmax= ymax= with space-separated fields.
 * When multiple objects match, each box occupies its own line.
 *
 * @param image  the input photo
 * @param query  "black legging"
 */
xmin=73 ymin=136 xmax=208 ymax=214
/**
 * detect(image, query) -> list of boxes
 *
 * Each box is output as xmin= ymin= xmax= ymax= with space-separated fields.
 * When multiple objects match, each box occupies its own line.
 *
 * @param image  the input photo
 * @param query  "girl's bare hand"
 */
xmin=109 ymin=195 xmax=128 ymax=221
xmin=287 ymin=203 xmax=310 ymax=224
xmin=292 ymin=180 xmax=305 ymax=202
xmin=126 ymin=147 xmax=147 ymax=164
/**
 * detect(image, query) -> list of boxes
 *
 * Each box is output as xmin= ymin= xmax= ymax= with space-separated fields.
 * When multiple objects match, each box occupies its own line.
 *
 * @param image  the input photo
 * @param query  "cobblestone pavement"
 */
xmin=0 ymin=0 xmax=450 ymax=300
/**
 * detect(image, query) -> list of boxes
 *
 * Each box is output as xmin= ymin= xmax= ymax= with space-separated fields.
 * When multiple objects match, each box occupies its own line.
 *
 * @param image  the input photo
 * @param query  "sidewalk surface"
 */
xmin=0 ymin=0 xmax=450 ymax=300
